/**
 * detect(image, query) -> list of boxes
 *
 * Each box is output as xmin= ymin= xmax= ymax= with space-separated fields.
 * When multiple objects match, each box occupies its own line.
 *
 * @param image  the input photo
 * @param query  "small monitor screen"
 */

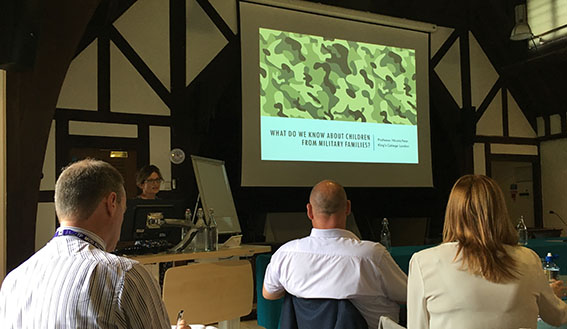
xmin=120 ymin=199 xmax=186 ymax=244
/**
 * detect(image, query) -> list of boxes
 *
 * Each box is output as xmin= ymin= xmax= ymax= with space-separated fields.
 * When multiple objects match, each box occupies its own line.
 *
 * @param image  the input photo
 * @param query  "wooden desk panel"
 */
xmin=129 ymin=244 xmax=271 ymax=264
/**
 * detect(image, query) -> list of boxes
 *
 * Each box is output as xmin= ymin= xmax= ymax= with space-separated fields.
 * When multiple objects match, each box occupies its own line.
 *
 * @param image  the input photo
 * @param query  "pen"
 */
xmin=177 ymin=310 xmax=184 ymax=322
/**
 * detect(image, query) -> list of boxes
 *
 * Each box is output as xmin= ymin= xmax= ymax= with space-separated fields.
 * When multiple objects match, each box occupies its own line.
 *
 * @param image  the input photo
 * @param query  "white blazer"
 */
xmin=408 ymin=242 xmax=567 ymax=329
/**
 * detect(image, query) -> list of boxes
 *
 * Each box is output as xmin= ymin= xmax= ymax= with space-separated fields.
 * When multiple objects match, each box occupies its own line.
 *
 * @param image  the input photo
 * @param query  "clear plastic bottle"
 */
xmin=543 ymin=252 xmax=560 ymax=282
xmin=194 ymin=208 xmax=208 ymax=252
xmin=517 ymin=215 xmax=528 ymax=246
xmin=182 ymin=208 xmax=192 ymax=240
xmin=207 ymin=208 xmax=218 ymax=251
xmin=380 ymin=218 xmax=391 ymax=250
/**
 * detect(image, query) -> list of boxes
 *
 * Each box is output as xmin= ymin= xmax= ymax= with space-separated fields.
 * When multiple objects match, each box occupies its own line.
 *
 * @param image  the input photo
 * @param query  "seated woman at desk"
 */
xmin=136 ymin=164 xmax=163 ymax=200
xmin=408 ymin=174 xmax=567 ymax=329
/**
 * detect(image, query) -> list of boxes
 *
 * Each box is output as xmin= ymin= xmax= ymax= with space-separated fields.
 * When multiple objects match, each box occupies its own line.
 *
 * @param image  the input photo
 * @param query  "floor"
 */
xmin=206 ymin=320 xmax=263 ymax=329
xmin=240 ymin=320 xmax=264 ymax=329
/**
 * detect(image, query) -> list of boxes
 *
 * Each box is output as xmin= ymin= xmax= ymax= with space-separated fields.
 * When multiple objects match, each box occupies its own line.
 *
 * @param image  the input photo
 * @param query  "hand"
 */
xmin=550 ymin=279 xmax=567 ymax=298
xmin=176 ymin=318 xmax=190 ymax=329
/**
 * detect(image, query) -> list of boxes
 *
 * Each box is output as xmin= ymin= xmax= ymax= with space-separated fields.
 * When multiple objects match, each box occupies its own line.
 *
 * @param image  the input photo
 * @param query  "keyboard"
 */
xmin=113 ymin=239 xmax=171 ymax=256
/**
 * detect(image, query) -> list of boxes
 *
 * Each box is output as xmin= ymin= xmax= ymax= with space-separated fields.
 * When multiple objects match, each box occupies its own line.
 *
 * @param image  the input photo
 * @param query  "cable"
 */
xmin=549 ymin=210 xmax=567 ymax=228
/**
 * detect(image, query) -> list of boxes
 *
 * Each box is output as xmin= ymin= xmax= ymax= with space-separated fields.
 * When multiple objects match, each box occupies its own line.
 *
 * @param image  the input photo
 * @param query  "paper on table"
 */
xmin=221 ymin=234 xmax=242 ymax=248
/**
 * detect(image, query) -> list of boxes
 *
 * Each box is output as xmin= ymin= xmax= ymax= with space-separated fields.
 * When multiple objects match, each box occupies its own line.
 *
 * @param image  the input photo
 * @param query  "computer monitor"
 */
xmin=119 ymin=198 xmax=186 ymax=245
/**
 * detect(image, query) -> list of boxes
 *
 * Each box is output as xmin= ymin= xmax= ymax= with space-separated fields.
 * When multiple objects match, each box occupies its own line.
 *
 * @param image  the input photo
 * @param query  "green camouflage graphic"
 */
xmin=259 ymin=28 xmax=417 ymax=125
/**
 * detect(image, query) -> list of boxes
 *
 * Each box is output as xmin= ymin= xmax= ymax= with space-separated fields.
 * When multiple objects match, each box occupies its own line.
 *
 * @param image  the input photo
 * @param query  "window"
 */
xmin=528 ymin=0 xmax=567 ymax=46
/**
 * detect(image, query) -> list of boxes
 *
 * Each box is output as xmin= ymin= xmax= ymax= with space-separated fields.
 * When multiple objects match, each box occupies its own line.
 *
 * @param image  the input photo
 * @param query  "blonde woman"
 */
xmin=408 ymin=175 xmax=567 ymax=329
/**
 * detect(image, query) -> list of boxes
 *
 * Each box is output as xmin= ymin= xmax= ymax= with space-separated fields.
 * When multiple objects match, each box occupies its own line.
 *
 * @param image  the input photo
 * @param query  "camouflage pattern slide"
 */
xmin=259 ymin=27 xmax=417 ymax=125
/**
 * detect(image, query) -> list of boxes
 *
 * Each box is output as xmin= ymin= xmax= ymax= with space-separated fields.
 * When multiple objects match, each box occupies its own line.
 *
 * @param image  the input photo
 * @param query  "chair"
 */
xmin=378 ymin=316 xmax=406 ymax=329
xmin=387 ymin=217 xmax=429 ymax=246
xmin=256 ymin=253 xmax=283 ymax=329
xmin=279 ymin=294 xmax=368 ymax=329
xmin=264 ymin=212 xmax=362 ymax=244
xmin=162 ymin=260 xmax=253 ymax=326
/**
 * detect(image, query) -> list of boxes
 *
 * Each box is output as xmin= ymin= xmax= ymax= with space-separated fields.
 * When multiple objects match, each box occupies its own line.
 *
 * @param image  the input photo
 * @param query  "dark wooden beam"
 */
xmin=431 ymin=30 xmax=459 ymax=69
xmin=98 ymin=26 xmax=110 ymax=112
xmin=76 ymin=0 xmax=137 ymax=56
xmin=475 ymin=77 xmax=503 ymax=123
xmin=195 ymin=0 xmax=236 ymax=43
xmin=502 ymin=86 xmax=509 ymax=137
xmin=6 ymin=0 xmax=102 ymax=271
xmin=109 ymin=26 xmax=173 ymax=109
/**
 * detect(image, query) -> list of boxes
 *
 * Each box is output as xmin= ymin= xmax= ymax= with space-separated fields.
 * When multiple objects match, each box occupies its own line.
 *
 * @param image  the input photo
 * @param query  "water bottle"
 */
xmin=543 ymin=252 xmax=560 ymax=282
xmin=181 ymin=208 xmax=192 ymax=240
xmin=194 ymin=208 xmax=208 ymax=252
xmin=517 ymin=215 xmax=528 ymax=246
xmin=380 ymin=218 xmax=391 ymax=250
xmin=207 ymin=208 xmax=218 ymax=251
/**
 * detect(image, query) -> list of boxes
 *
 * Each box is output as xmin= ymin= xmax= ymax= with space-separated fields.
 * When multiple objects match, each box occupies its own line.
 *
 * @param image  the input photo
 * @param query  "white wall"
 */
xmin=0 ymin=70 xmax=6 ymax=281
xmin=35 ymin=203 xmax=56 ymax=251
xmin=432 ymin=28 xmax=539 ymax=225
xmin=541 ymin=139 xmax=567 ymax=234
xmin=491 ymin=161 xmax=535 ymax=228
xmin=149 ymin=126 xmax=172 ymax=190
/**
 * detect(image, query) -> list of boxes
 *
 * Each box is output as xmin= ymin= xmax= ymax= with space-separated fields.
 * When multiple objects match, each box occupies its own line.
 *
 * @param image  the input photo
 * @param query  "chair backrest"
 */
xmin=279 ymin=294 xmax=368 ymax=329
xmin=256 ymin=253 xmax=284 ymax=329
xmin=264 ymin=212 xmax=361 ymax=243
xmin=378 ymin=316 xmax=406 ymax=329
xmin=162 ymin=260 xmax=253 ymax=325
xmin=387 ymin=217 xmax=430 ymax=246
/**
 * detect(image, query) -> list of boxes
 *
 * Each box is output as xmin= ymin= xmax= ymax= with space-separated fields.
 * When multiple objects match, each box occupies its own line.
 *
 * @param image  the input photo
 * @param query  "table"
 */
xmin=128 ymin=244 xmax=271 ymax=264
xmin=389 ymin=238 xmax=567 ymax=275
xmin=129 ymin=244 xmax=271 ymax=329
xmin=525 ymin=238 xmax=567 ymax=274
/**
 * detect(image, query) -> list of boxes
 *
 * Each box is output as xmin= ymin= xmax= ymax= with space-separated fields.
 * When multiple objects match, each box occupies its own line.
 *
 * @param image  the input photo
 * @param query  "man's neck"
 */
xmin=312 ymin=215 xmax=346 ymax=229
xmin=59 ymin=221 xmax=110 ymax=250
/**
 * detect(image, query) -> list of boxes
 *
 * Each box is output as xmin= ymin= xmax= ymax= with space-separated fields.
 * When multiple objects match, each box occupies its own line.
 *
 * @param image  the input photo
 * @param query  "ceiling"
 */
xmin=79 ymin=0 xmax=567 ymax=128
xmin=316 ymin=0 xmax=567 ymax=128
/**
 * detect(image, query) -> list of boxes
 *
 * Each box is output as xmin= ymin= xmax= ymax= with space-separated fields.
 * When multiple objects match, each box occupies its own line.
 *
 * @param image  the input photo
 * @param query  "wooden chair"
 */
xmin=162 ymin=260 xmax=253 ymax=327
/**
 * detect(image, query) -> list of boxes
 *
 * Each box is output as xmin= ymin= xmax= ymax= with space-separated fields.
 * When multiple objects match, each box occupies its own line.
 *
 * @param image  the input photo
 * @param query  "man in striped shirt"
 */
xmin=0 ymin=159 xmax=186 ymax=328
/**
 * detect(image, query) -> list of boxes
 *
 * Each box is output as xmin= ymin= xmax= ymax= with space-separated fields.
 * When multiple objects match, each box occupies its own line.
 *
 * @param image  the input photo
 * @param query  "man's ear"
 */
xmin=345 ymin=200 xmax=351 ymax=216
xmin=306 ymin=203 xmax=314 ymax=221
xmin=105 ymin=192 xmax=118 ymax=216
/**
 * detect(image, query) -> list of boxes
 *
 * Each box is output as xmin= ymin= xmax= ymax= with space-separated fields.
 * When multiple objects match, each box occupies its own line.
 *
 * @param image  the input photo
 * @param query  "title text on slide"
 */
xmin=269 ymin=129 xmax=410 ymax=150
xmin=270 ymin=129 xmax=373 ymax=148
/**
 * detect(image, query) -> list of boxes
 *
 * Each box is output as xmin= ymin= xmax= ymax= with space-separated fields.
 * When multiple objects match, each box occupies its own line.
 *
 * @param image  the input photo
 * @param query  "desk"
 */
xmin=129 ymin=244 xmax=271 ymax=264
xmin=389 ymin=238 xmax=567 ymax=275
xmin=526 ymin=238 xmax=567 ymax=274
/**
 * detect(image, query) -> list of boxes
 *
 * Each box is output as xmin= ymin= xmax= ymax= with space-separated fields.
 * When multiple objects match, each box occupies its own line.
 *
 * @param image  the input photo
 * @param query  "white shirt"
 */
xmin=264 ymin=228 xmax=407 ymax=329
xmin=408 ymin=242 xmax=567 ymax=329
xmin=0 ymin=226 xmax=171 ymax=329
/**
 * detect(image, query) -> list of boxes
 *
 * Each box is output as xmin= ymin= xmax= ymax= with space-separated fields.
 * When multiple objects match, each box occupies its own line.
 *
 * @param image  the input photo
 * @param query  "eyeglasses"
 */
xmin=145 ymin=178 xmax=163 ymax=184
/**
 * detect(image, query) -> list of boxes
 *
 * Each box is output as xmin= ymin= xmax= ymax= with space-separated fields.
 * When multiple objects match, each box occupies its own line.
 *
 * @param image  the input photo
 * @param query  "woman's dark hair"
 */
xmin=136 ymin=164 xmax=163 ymax=186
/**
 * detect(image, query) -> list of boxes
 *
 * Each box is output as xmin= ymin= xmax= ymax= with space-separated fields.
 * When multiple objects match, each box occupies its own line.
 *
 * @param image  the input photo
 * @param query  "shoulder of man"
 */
xmin=95 ymin=250 xmax=140 ymax=272
xmin=272 ymin=235 xmax=315 ymax=254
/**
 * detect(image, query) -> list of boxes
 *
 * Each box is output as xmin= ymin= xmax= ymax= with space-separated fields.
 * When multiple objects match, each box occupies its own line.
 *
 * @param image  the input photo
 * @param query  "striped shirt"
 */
xmin=0 ymin=226 xmax=171 ymax=329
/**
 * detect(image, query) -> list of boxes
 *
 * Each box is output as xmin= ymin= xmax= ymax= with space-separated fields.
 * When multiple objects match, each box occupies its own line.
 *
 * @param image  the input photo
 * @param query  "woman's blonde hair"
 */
xmin=443 ymin=174 xmax=519 ymax=283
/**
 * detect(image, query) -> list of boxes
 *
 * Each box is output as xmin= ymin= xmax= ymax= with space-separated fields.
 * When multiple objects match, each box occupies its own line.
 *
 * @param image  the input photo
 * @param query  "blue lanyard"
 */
xmin=53 ymin=229 xmax=105 ymax=251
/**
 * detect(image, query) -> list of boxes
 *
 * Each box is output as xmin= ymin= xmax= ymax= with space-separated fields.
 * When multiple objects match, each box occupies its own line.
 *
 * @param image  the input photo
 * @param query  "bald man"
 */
xmin=263 ymin=180 xmax=407 ymax=328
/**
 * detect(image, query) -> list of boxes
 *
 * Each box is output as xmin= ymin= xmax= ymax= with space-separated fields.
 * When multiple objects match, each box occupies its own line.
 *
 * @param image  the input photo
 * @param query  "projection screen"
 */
xmin=240 ymin=0 xmax=433 ymax=187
